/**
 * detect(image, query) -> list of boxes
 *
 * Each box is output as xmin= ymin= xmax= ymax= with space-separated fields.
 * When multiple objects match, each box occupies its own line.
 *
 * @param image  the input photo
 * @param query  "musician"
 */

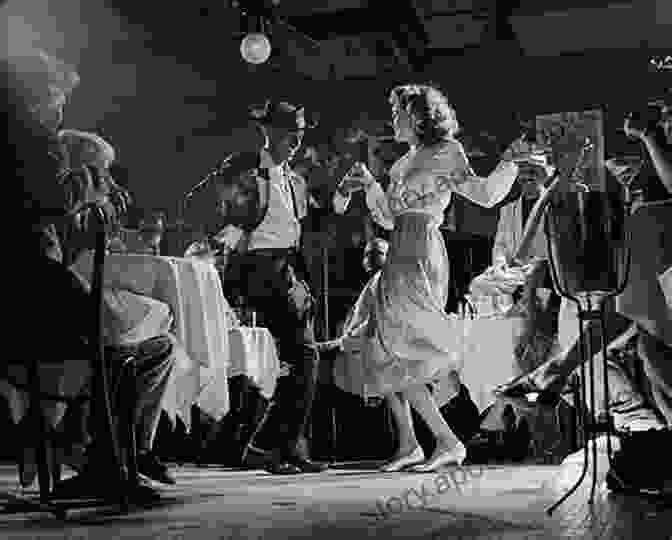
xmin=211 ymin=100 xmax=327 ymax=474
xmin=489 ymin=157 xmax=561 ymax=371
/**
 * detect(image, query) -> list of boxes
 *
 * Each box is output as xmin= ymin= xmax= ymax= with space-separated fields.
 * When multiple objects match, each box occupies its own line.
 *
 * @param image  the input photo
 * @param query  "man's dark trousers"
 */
xmin=241 ymin=249 xmax=319 ymax=461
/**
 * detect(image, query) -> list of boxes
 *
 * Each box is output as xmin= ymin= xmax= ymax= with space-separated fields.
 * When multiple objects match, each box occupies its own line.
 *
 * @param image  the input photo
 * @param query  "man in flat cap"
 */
xmin=211 ymin=100 xmax=327 ymax=474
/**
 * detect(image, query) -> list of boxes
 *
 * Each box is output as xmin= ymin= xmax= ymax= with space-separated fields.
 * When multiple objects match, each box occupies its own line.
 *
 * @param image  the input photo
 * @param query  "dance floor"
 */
xmin=1 ymin=448 xmax=670 ymax=540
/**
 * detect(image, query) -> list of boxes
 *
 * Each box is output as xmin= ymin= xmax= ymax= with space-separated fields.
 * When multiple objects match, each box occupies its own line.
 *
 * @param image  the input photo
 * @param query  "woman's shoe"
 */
xmin=409 ymin=442 xmax=467 ymax=473
xmin=379 ymin=446 xmax=426 ymax=472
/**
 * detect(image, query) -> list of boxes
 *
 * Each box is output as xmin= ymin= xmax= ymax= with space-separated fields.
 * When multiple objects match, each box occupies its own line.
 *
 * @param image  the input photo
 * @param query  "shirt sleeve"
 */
xmin=434 ymin=141 xmax=519 ymax=209
xmin=364 ymin=181 xmax=394 ymax=231
xmin=213 ymin=225 xmax=245 ymax=251
xmin=492 ymin=206 xmax=513 ymax=266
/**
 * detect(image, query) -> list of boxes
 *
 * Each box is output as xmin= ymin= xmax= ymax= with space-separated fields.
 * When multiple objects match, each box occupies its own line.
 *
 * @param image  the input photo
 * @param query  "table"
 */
xmin=72 ymin=252 xmax=232 ymax=430
xmin=228 ymin=327 xmax=281 ymax=399
xmin=435 ymin=316 xmax=526 ymax=412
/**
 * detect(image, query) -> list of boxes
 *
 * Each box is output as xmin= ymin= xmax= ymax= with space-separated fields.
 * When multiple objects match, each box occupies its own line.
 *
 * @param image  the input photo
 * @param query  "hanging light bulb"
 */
xmin=240 ymin=32 xmax=272 ymax=64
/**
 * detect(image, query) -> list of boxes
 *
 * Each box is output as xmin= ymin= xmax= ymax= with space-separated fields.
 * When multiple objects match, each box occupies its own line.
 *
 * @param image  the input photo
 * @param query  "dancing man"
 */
xmin=211 ymin=101 xmax=327 ymax=474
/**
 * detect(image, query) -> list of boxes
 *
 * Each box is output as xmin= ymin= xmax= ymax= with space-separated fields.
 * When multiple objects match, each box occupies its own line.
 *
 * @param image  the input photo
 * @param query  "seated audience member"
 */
xmin=6 ymin=52 xmax=124 ymax=488
xmin=495 ymin=108 xmax=672 ymax=496
xmin=5 ymin=52 xmax=173 ymax=500
xmin=55 ymin=130 xmax=177 ymax=494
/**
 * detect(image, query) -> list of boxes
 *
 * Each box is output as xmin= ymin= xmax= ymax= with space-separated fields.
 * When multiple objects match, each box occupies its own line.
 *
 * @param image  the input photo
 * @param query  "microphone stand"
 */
xmin=177 ymin=157 xmax=232 ymax=246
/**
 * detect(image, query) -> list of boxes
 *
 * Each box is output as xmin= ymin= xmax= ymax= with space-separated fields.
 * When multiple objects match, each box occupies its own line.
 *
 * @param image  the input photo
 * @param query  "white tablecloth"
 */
xmin=435 ymin=316 xmax=525 ymax=412
xmin=228 ymin=327 xmax=281 ymax=399
xmin=73 ymin=253 xmax=231 ymax=429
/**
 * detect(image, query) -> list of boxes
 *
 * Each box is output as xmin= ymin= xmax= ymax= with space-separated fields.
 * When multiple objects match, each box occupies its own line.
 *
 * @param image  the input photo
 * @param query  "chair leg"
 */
xmin=125 ymin=362 xmax=138 ymax=483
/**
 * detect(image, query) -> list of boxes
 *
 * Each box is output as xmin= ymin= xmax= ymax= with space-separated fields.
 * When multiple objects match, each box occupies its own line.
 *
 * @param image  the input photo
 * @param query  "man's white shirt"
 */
xmin=216 ymin=149 xmax=301 ymax=252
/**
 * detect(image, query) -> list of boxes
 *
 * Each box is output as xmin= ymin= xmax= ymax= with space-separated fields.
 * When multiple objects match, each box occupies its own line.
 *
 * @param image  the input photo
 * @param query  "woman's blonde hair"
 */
xmin=389 ymin=83 xmax=459 ymax=146
xmin=58 ymin=129 xmax=116 ymax=168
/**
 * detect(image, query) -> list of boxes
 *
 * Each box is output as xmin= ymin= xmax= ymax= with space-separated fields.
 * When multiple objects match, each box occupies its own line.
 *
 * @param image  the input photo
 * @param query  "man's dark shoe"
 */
xmin=606 ymin=429 xmax=672 ymax=499
xmin=241 ymin=445 xmax=299 ymax=474
xmin=241 ymin=445 xmax=272 ymax=470
xmin=286 ymin=456 xmax=328 ymax=473
xmin=52 ymin=471 xmax=161 ymax=503
xmin=264 ymin=461 xmax=302 ymax=475
xmin=137 ymin=452 xmax=176 ymax=485
xmin=606 ymin=455 xmax=671 ymax=498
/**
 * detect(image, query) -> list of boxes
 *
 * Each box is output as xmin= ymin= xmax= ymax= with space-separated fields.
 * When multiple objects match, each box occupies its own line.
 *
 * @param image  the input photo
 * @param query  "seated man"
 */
xmin=53 ymin=130 xmax=177 ymax=494
xmin=7 ymin=55 xmax=173 ymax=501
xmin=488 ymin=158 xmax=561 ymax=372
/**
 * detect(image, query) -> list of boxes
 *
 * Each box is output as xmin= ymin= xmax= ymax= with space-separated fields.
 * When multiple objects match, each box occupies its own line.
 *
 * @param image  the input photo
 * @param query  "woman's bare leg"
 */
xmin=379 ymin=392 xmax=425 ymax=471
xmin=403 ymin=384 xmax=462 ymax=456
xmin=387 ymin=392 xmax=420 ymax=456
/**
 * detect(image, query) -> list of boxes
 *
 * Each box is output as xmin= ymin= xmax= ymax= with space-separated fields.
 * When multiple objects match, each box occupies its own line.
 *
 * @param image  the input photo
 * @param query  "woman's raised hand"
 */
xmin=338 ymin=161 xmax=376 ymax=194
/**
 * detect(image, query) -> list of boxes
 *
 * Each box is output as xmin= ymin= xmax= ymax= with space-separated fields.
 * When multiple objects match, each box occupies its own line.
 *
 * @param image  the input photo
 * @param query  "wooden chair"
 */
xmin=1 ymin=207 xmax=131 ymax=518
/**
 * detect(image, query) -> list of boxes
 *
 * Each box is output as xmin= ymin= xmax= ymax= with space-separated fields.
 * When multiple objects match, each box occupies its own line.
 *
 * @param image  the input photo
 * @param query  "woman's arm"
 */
xmin=334 ymin=163 xmax=395 ymax=230
xmin=364 ymin=182 xmax=394 ymax=231
xmin=436 ymin=141 xmax=519 ymax=209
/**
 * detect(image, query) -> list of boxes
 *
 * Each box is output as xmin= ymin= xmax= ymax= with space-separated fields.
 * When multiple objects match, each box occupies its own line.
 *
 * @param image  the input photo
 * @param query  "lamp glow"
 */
xmin=240 ymin=33 xmax=272 ymax=64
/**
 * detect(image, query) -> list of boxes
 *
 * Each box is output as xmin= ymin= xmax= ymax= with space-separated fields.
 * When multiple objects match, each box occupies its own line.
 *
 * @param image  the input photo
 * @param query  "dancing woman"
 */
xmin=333 ymin=84 xmax=529 ymax=472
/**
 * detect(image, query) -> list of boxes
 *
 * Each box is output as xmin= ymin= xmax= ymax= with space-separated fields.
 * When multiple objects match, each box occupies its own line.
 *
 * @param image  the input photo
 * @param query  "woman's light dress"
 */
xmin=337 ymin=139 xmax=518 ymax=397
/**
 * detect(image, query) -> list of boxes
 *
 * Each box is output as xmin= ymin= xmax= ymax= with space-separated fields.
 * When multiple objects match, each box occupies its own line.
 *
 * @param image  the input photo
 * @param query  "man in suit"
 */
xmin=211 ymin=101 xmax=327 ymax=474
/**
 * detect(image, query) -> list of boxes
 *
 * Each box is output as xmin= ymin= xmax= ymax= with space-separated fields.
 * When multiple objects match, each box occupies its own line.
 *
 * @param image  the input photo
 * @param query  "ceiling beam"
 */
xmin=513 ymin=0 xmax=635 ymax=16
xmin=283 ymin=8 xmax=388 ymax=39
